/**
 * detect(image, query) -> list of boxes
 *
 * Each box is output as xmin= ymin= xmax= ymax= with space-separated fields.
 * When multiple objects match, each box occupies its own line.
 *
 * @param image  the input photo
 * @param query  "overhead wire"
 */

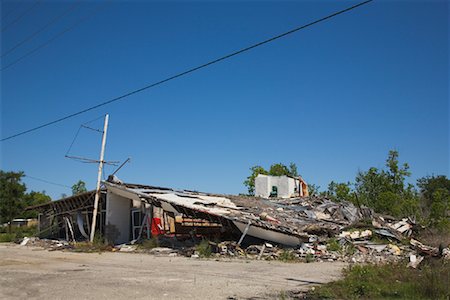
xmin=1 ymin=1 xmax=110 ymax=71
xmin=1 ymin=0 xmax=41 ymax=33
xmin=64 ymin=114 xmax=119 ymax=165
xmin=0 ymin=0 xmax=373 ymax=142
xmin=24 ymin=174 xmax=72 ymax=189
xmin=1 ymin=1 xmax=82 ymax=58
xmin=65 ymin=125 xmax=82 ymax=157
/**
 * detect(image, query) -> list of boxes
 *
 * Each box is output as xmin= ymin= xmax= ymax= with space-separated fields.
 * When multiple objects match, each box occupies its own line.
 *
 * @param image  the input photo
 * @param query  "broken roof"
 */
xmin=26 ymin=190 xmax=104 ymax=216
xmin=104 ymin=181 xmax=370 ymax=246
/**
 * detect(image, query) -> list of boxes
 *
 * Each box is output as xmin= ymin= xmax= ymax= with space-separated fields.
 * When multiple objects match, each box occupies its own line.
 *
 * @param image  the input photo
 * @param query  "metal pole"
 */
xmin=89 ymin=114 xmax=109 ymax=242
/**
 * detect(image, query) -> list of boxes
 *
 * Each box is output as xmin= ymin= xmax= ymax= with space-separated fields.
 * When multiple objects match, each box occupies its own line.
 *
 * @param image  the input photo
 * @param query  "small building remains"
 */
xmin=255 ymin=174 xmax=309 ymax=198
xmin=24 ymin=177 xmax=447 ymax=265
xmin=28 ymin=176 xmax=365 ymax=247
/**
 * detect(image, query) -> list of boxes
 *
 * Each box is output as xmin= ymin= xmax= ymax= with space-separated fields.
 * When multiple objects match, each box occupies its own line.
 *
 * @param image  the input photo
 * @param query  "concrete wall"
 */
xmin=255 ymin=174 xmax=270 ymax=198
xmin=106 ymin=191 xmax=131 ymax=244
xmin=255 ymin=175 xmax=299 ymax=199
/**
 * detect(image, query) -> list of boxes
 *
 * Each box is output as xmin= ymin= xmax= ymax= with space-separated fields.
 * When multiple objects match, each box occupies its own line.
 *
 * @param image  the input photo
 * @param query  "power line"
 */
xmin=1 ymin=0 xmax=373 ymax=142
xmin=1 ymin=1 xmax=82 ymax=58
xmin=1 ymin=2 xmax=110 ymax=71
xmin=24 ymin=175 xmax=72 ymax=189
xmin=1 ymin=0 xmax=41 ymax=33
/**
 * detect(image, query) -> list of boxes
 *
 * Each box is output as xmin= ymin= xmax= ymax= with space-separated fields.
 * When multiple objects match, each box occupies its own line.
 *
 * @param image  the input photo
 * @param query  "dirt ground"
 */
xmin=0 ymin=243 xmax=346 ymax=299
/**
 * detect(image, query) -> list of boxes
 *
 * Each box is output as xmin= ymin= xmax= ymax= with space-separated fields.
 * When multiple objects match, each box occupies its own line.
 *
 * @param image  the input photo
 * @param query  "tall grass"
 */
xmin=310 ymin=259 xmax=449 ymax=299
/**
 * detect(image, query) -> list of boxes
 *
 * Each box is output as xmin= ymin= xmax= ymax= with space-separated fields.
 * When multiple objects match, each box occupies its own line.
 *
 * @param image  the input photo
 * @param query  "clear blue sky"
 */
xmin=1 ymin=0 xmax=448 ymax=199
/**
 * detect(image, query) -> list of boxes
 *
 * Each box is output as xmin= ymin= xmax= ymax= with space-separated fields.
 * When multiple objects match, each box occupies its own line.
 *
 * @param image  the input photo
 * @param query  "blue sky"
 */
xmin=1 ymin=0 xmax=448 ymax=199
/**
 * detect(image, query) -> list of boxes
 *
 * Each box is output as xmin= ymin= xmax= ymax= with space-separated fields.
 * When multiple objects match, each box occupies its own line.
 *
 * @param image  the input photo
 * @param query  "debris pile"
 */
xmin=228 ymin=196 xmax=370 ymax=240
xmin=19 ymin=237 xmax=70 ymax=251
xmin=18 ymin=191 xmax=449 ymax=267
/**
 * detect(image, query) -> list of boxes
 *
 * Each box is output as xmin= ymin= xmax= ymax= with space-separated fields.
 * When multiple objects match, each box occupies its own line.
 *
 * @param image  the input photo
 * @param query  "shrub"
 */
xmin=327 ymin=238 xmax=341 ymax=252
xmin=310 ymin=260 xmax=450 ymax=299
xmin=141 ymin=237 xmax=159 ymax=249
xmin=305 ymin=253 xmax=315 ymax=263
xmin=0 ymin=233 xmax=15 ymax=243
xmin=196 ymin=239 xmax=212 ymax=258
xmin=279 ymin=249 xmax=296 ymax=262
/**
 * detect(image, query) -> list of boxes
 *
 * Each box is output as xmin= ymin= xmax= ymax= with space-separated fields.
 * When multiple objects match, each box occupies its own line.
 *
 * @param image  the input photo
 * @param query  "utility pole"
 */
xmin=90 ymin=114 xmax=109 ymax=242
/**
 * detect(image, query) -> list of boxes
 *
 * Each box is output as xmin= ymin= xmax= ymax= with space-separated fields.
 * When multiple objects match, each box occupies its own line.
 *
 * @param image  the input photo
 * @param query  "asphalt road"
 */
xmin=0 ymin=243 xmax=346 ymax=299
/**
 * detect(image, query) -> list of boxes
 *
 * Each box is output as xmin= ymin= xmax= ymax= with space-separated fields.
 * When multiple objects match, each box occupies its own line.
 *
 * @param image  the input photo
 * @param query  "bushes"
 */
xmin=0 ymin=233 xmax=15 ymax=242
xmin=310 ymin=260 xmax=450 ymax=299
xmin=0 ymin=225 xmax=37 ymax=243
xmin=196 ymin=239 xmax=212 ymax=257
xmin=279 ymin=249 xmax=296 ymax=262
xmin=140 ymin=237 xmax=159 ymax=249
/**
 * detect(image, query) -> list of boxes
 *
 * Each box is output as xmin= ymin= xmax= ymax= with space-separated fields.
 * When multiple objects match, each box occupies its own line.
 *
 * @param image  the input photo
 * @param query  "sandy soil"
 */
xmin=0 ymin=243 xmax=346 ymax=299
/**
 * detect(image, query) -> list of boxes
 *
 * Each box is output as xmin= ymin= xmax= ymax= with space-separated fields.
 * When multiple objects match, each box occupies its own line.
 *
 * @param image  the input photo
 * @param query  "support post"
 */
xmin=237 ymin=221 xmax=251 ymax=246
xmin=89 ymin=114 xmax=109 ymax=242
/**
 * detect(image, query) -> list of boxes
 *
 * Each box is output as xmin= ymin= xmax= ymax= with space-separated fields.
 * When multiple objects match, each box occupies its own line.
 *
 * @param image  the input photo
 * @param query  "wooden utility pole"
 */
xmin=89 ymin=114 xmax=109 ymax=242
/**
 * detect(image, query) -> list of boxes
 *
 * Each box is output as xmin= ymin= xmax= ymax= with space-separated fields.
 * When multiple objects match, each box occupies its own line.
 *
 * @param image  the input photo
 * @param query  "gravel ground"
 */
xmin=0 ymin=243 xmax=346 ymax=299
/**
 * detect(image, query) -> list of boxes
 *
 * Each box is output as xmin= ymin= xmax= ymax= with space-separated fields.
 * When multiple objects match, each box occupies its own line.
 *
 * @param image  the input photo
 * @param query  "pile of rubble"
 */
xmin=177 ymin=212 xmax=449 ymax=266
xmin=226 ymin=195 xmax=375 ymax=242
xmin=19 ymin=237 xmax=71 ymax=251
xmin=17 ymin=194 xmax=449 ymax=267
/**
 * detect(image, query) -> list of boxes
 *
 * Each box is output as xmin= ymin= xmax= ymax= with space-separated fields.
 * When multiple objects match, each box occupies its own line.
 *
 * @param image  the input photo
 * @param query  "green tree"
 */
xmin=288 ymin=163 xmax=299 ymax=177
xmin=327 ymin=181 xmax=354 ymax=202
xmin=355 ymin=167 xmax=391 ymax=207
xmin=0 ymin=171 xmax=26 ymax=233
xmin=429 ymin=188 xmax=450 ymax=231
xmin=23 ymin=191 xmax=51 ymax=218
xmin=386 ymin=150 xmax=411 ymax=193
xmin=243 ymin=166 xmax=268 ymax=195
xmin=308 ymin=184 xmax=320 ymax=196
xmin=354 ymin=151 xmax=419 ymax=218
xmin=417 ymin=175 xmax=450 ymax=207
xmin=72 ymin=180 xmax=87 ymax=195
xmin=268 ymin=163 xmax=290 ymax=177
xmin=417 ymin=175 xmax=450 ymax=230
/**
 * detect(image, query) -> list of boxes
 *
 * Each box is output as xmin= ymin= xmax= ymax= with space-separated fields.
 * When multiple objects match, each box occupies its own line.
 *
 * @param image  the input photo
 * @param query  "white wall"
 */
xmin=106 ymin=191 xmax=131 ymax=244
xmin=255 ymin=175 xmax=299 ymax=199
xmin=255 ymin=174 xmax=270 ymax=198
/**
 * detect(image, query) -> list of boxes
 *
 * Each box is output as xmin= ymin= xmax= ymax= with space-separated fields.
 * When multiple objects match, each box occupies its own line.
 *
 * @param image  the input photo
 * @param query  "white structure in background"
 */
xmin=255 ymin=174 xmax=308 ymax=198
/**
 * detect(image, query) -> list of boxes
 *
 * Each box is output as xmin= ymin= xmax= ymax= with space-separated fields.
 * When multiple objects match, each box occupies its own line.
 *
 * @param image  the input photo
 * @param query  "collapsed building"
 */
xmin=28 ymin=176 xmax=370 ymax=246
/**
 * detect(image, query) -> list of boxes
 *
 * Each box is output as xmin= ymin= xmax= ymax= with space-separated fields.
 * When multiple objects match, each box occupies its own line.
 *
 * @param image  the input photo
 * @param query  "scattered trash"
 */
xmin=339 ymin=230 xmax=372 ymax=240
xmin=17 ymin=237 xmax=70 ymax=251
xmin=149 ymin=247 xmax=177 ymax=255
xmin=407 ymin=254 xmax=424 ymax=268
xmin=118 ymin=244 xmax=138 ymax=252
xmin=410 ymin=239 xmax=439 ymax=257
xmin=388 ymin=244 xmax=402 ymax=256
xmin=20 ymin=237 xmax=30 ymax=246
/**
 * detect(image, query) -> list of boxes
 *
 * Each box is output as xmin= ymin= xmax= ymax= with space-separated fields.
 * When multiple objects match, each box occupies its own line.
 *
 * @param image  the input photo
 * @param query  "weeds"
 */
xmin=309 ymin=259 xmax=450 ymax=299
xmin=196 ymin=239 xmax=212 ymax=258
xmin=279 ymin=249 xmax=296 ymax=262
xmin=0 ymin=225 xmax=37 ymax=243
xmin=305 ymin=253 xmax=315 ymax=263
xmin=140 ymin=237 xmax=159 ymax=249
xmin=72 ymin=231 xmax=111 ymax=252
xmin=327 ymin=238 xmax=341 ymax=252
xmin=0 ymin=233 xmax=15 ymax=242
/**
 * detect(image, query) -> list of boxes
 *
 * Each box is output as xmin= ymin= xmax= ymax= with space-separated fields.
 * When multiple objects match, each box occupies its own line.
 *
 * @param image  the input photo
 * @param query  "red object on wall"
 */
xmin=151 ymin=217 xmax=163 ymax=236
